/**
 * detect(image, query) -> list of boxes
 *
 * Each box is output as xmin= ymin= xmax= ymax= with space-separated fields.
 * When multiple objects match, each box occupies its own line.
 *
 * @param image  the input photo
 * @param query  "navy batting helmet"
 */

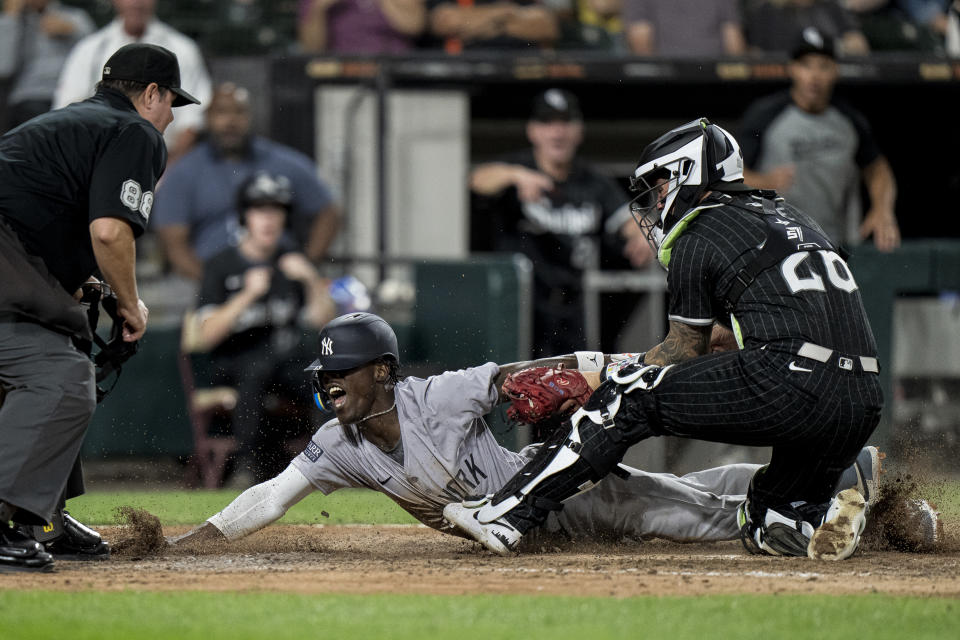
xmin=305 ymin=312 xmax=399 ymax=372
xmin=305 ymin=312 xmax=399 ymax=411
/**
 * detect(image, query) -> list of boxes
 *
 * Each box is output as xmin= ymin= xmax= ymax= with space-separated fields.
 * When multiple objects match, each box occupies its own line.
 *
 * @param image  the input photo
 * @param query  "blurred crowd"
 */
xmin=2 ymin=0 xmax=958 ymax=63
xmin=3 ymin=0 xmax=956 ymax=150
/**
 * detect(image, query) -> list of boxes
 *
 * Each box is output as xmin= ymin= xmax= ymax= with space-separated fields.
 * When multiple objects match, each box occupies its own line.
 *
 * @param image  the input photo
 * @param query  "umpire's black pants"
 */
xmin=613 ymin=344 xmax=883 ymax=510
xmin=0 ymin=320 xmax=96 ymax=524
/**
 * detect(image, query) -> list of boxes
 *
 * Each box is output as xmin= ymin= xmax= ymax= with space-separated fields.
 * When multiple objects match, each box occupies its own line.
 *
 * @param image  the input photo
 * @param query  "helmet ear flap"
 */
xmin=311 ymin=372 xmax=330 ymax=411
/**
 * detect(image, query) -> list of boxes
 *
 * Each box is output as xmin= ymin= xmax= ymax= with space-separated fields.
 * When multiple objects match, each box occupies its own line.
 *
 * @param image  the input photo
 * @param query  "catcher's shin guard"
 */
xmin=475 ymin=408 xmax=628 ymax=533
xmin=474 ymin=365 xmax=672 ymax=533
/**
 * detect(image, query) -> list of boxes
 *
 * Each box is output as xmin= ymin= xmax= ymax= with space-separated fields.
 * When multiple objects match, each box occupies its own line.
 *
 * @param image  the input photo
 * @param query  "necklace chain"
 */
xmin=357 ymin=402 xmax=397 ymax=423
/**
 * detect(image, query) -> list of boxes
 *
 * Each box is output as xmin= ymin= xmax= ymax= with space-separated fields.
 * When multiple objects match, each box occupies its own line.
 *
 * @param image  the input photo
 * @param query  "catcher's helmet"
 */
xmin=237 ymin=171 xmax=293 ymax=225
xmin=305 ymin=312 xmax=399 ymax=411
xmin=629 ymin=118 xmax=742 ymax=250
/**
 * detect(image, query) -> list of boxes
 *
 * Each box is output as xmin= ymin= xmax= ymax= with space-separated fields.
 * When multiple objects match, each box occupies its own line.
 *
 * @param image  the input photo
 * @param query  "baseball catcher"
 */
xmin=443 ymin=118 xmax=886 ymax=561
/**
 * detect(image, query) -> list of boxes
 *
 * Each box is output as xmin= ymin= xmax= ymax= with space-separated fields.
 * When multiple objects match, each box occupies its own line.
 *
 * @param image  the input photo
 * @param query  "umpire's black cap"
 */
xmin=101 ymin=43 xmax=201 ymax=107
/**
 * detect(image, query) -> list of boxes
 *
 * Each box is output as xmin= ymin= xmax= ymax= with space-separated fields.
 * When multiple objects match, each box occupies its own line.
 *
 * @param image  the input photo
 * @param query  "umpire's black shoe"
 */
xmin=0 ymin=522 xmax=55 ymax=573
xmin=41 ymin=511 xmax=111 ymax=561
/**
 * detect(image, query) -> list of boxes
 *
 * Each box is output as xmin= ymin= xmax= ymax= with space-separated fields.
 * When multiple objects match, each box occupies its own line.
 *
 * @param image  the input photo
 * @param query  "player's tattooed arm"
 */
xmin=644 ymin=321 xmax=712 ymax=366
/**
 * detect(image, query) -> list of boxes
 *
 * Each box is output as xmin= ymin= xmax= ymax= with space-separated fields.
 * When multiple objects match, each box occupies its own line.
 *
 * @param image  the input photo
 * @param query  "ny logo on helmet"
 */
xmin=321 ymin=337 xmax=334 ymax=355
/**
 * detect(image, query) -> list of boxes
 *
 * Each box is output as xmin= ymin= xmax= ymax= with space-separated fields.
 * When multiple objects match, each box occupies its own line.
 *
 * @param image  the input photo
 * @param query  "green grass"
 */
xmin=65 ymin=488 xmax=418 ymax=526
xmin=0 ymin=592 xmax=956 ymax=640
xmin=66 ymin=475 xmax=960 ymax=528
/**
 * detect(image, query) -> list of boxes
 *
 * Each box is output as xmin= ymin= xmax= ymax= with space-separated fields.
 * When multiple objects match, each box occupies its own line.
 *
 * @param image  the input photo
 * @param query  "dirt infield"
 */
xmin=4 ymin=522 xmax=959 ymax=598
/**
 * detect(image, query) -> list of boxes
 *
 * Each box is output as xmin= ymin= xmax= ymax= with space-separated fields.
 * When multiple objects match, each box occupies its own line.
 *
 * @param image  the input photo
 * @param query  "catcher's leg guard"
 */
xmin=476 ymin=364 xmax=670 ymax=533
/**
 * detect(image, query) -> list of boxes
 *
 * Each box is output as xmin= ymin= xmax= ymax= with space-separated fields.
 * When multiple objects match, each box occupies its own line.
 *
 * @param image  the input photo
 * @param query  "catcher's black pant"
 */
xmin=0 ymin=320 xmax=96 ymax=525
xmin=496 ymin=344 xmax=882 ymax=529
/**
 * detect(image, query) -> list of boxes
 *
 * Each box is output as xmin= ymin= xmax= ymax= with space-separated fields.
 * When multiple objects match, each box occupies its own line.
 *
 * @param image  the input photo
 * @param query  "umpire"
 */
xmin=0 ymin=43 xmax=199 ymax=573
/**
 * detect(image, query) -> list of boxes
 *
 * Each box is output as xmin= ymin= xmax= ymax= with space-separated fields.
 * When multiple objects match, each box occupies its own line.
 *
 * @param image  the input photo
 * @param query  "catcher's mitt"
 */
xmin=502 ymin=364 xmax=593 ymax=425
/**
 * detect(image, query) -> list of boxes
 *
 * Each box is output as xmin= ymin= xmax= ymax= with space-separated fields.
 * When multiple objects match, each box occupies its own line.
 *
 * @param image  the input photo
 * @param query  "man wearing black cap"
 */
xmin=739 ymin=27 xmax=899 ymax=252
xmin=0 ymin=42 xmax=199 ymax=572
xmin=470 ymin=88 xmax=649 ymax=357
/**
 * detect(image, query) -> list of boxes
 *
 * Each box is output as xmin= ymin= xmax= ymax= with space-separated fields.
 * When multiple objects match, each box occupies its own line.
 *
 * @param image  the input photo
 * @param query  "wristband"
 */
xmin=575 ymin=350 xmax=604 ymax=372
xmin=601 ymin=352 xmax=646 ymax=381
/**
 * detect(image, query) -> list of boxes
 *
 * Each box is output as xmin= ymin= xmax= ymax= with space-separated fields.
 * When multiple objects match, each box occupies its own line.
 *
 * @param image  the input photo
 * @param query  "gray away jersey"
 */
xmin=292 ymin=363 xmax=527 ymax=530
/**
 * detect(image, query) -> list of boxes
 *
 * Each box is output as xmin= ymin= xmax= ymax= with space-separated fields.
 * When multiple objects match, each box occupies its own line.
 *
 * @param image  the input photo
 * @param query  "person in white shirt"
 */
xmin=52 ymin=0 xmax=212 ymax=162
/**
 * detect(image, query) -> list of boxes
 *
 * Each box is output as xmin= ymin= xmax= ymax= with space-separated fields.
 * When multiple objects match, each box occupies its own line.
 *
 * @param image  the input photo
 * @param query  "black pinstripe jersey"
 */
xmin=665 ymin=191 xmax=878 ymax=356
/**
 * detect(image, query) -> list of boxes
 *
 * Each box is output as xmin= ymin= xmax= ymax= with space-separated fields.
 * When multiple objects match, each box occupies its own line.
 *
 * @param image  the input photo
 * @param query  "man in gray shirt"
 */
xmin=739 ymin=27 xmax=899 ymax=251
xmin=623 ymin=0 xmax=746 ymax=57
xmin=171 ymin=312 xmax=878 ymax=549
xmin=0 ymin=0 xmax=93 ymax=131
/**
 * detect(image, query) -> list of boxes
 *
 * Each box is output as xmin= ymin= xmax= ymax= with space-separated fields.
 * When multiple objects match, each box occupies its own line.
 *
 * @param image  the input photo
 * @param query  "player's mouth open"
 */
xmin=327 ymin=385 xmax=347 ymax=409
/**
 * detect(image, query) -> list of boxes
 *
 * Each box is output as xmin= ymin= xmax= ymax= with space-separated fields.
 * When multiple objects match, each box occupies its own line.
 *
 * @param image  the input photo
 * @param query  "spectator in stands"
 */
xmin=623 ymin=0 xmax=746 ymax=57
xmin=297 ymin=0 xmax=427 ymax=54
xmin=739 ymin=28 xmax=900 ymax=251
xmin=842 ymin=0 xmax=945 ymax=52
xmin=52 ymin=0 xmax=212 ymax=162
xmin=191 ymin=172 xmax=337 ymax=484
xmin=894 ymin=0 xmax=954 ymax=37
xmin=470 ymin=88 xmax=650 ymax=357
xmin=744 ymin=0 xmax=871 ymax=55
xmin=554 ymin=0 xmax=626 ymax=51
xmin=152 ymin=83 xmax=342 ymax=282
xmin=0 ymin=0 xmax=93 ymax=132
xmin=428 ymin=0 xmax=559 ymax=53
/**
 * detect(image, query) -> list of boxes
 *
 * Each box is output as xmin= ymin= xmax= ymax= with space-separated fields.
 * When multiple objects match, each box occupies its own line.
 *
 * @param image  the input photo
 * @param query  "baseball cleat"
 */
xmin=443 ymin=499 xmax=522 ymax=556
xmin=834 ymin=446 xmax=884 ymax=507
xmin=808 ymin=488 xmax=867 ymax=561
xmin=738 ymin=501 xmax=820 ymax=557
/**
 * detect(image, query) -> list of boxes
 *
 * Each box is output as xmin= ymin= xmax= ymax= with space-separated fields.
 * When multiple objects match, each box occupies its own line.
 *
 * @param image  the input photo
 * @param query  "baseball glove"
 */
xmin=502 ymin=364 xmax=593 ymax=425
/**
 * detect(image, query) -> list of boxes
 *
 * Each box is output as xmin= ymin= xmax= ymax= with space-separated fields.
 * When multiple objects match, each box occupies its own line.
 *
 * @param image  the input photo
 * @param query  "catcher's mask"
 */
xmin=629 ymin=117 xmax=743 ymax=251
xmin=304 ymin=312 xmax=400 ymax=411
xmin=75 ymin=281 xmax=140 ymax=402
xmin=236 ymin=171 xmax=293 ymax=226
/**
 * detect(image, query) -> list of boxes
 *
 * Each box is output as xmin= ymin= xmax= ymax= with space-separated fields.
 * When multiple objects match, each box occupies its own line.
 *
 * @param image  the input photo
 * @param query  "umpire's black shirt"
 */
xmin=0 ymin=88 xmax=166 ymax=294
